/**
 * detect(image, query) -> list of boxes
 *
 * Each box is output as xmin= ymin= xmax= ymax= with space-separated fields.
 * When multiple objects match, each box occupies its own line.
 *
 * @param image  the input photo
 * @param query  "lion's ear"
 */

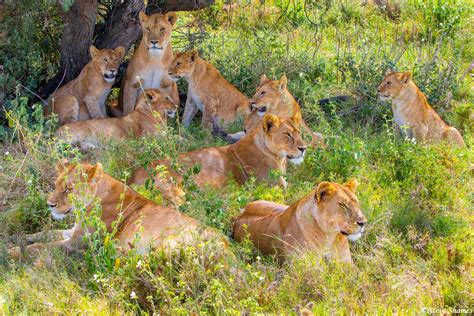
xmin=385 ymin=69 xmax=393 ymax=76
xmin=139 ymin=11 xmax=148 ymax=25
xmin=189 ymin=49 xmax=198 ymax=62
xmin=87 ymin=163 xmax=103 ymax=183
xmin=292 ymin=111 xmax=302 ymax=126
xmin=315 ymin=182 xmax=337 ymax=202
xmin=56 ymin=159 xmax=70 ymax=173
xmin=399 ymin=71 xmax=412 ymax=84
xmin=344 ymin=178 xmax=358 ymax=193
xmin=89 ymin=45 xmax=99 ymax=58
xmin=114 ymin=46 xmax=125 ymax=59
xmin=165 ymin=12 xmax=177 ymax=26
xmin=263 ymin=114 xmax=281 ymax=133
xmin=260 ymin=74 xmax=268 ymax=83
xmin=278 ymin=75 xmax=287 ymax=92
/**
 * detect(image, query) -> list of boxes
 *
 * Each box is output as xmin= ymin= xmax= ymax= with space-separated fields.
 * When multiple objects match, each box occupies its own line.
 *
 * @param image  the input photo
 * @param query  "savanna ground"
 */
xmin=0 ymin=0 xmax=473 ymax=314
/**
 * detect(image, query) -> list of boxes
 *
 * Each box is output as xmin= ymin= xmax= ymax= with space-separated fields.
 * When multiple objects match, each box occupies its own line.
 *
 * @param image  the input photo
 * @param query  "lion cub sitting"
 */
xmin=235 ymin=74 xmax=325 ymax=148
xmin=168 ymin=49 xmax=249 ymax=129
xmin=8 ymin=161 xmax=226 ymax=259
xmin=46 ymin=46 xmax=125 ymax=126
xmin=377 ymin=70 xmax=465 ymax=147
xmin=56 ymin=88 xmax=177 ymax=150
xmin=129 ymin=113 xmax=307 ymax=204
xmin=233 ymin=179 xmax=367 ymax=263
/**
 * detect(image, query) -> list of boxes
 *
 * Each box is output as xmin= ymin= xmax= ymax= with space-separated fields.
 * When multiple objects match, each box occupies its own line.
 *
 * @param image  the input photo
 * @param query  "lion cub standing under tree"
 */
xmin=118 ymin=11 xmax=179 ymax=116
xmin=55 ymin=88 xmax=178 ymax=150
xmin=377 ymin=70 xmax=465 ymax=147
xmin=45 ymin=46 xmax=125 ymax=126
xmin=168 ymin=49 xmax=249 ymax=129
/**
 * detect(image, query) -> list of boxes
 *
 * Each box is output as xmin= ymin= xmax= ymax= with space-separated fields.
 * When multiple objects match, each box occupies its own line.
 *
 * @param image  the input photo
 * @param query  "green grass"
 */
xmin=1 ymin=0 xmax=473 ymax=314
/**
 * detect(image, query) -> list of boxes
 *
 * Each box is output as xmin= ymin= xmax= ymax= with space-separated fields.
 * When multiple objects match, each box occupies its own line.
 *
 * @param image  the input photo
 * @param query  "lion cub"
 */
xmin=377 ymin=70 xmax=465 ymax=147
xmin=168 ymin=49 xmax=249 ymax=129
xmin=233 ymin=179 xmax=367 ymax=263
xmin=119 ymin=11 xmax=179 ymax=116
xmin=56 ymin=88 xmax=177 ymax=150
xmin=46 ymin=46 xmax=125 ymax=126
xmin=239 ymin=74 xmax=325 ymax=148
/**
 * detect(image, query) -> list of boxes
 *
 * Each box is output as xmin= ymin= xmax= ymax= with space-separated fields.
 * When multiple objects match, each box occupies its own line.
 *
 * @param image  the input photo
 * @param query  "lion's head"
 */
xmin=139 ymin=11 xmax=177 ymax=55
xmin=312 ymin=179 xmax=367 ymax=241
xmin=168 ymin=49 xmax=199 ymax=80
xmin=249 ymin=74 xmax=288 ymax=116
xmin=47 ymin=162 xmax=104 ymax=220
xmin=261 ymin=113 xmax=307 ymax=165
xmin=89 ymin=46 xmax=125 ymax=83
xmin=136 ymin=88 xmax=178 ymax=119
xmin=377 ymin=70 xmax=412 ymax=102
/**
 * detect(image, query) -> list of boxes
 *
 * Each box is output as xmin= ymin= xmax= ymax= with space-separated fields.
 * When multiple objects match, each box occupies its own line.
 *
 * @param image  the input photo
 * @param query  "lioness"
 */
xmin=7 ymin=162 xmax=225 ymax=259
xmin=237 ymin=74 xmax=325 ymax=147
xmin=119 ymin=11 xmax=179 ymax=116
xmin=129 ymin=114 xmax=307 ymax=202
xmin=377 ymin=70 xmax=465 ymax=147
xmin=233 ymin=179 xmax=367 ymax=263
xmin=168 ymin=49 xmax=249 ymax=128
xmin=46 ymin=46 xmax=125 ymax=126
xmin=55 ymin=88 xmax=178 ymax=150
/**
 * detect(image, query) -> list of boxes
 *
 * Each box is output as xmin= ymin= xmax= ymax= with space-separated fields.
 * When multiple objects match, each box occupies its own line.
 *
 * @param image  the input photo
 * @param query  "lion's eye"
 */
xmin=64 ymin=187 xmax=70 ymax=194
xmin=387 ymin=81 xmax=391 ymax=85
xmin=260 ymin=91 xmax=266 ymax=96
xmin=145 ymin=27 xmax=150 ymax=33
xmin=285 ymin=132 xmax=292 ymax=140
xmin=176 ymin=62 xmax=181 ymax=67
xmin=160 ymin=27 xmax=166 ymax=32
xmin=103 ymin=58 xmax=108 ymax=63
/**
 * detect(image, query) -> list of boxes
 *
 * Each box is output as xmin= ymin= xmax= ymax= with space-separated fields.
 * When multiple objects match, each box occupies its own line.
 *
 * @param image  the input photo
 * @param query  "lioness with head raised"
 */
xmin=233 ymin=179 xmax=367 ymax=263
xmin=377 ymin=70 xmax=465 ymax=147
xmin=129 ymin=113 xmax=307 ymax=203
xmin=7 ymin=162 xmax=225 ymax=259
xmin=239 ymin=74 xmax=325 ymax=148
xmin=55 ymin=88 xmax=178 ymax=150
xmin=168 ymin=49 xmax=249 ymax=129
xmin=46 ymin=46 xmax=125 ymax=126
xmin=118 ymin=11 xmax=179 ymax=116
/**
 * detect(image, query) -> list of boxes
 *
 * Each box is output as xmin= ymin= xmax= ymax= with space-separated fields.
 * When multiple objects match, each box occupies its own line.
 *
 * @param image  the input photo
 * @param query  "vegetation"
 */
xmin=0 ymin=0 xmax=473 ymax=314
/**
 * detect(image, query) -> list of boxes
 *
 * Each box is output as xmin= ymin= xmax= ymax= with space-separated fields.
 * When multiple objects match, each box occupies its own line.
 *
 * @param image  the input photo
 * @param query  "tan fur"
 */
xmin=233 ymin=179 xmax=367 ymax=262
xmin=245 ymin=74 xmax=326 ymax=148
xmin=129 ymin=114 xmax=307 ymax=203
xmin=377 ymin=70 xmax=465 ymax=147
xmin=168 ymin=49 xmax=249 ymax=128
xmin=55 ymin=88 xmax=178 ymax=150
xmin=118 ymin=11 xmax=179 ymax=116
xmin=7 ymin=162 xmax=225 ymax=259
xmin=46 ymin=46 xmax=125 ymax=126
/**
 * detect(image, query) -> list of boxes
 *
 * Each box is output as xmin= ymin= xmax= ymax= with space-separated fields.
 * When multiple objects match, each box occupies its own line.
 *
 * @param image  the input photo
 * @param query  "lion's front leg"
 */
xmin=84 ymin=96 xmax=107 ymax=120
xmin=8 ymin=238 xmax=80 ymax=260
xmin=182 ymin=94 xmax=199 ymax=128
xmin=22 ymin=229 xmax=75 ymax=245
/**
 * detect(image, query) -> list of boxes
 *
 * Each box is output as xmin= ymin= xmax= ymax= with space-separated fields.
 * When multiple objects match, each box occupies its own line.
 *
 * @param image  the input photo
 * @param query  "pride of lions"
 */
xmin=9 ymin=11 xmax=465 ymax=264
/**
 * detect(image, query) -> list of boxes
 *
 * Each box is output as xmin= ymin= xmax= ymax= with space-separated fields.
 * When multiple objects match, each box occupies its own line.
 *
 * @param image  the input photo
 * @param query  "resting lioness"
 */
xmin=377 ymin=70 xmax=465 ymax=147
xmin=233 ymin=179 xmax=367 ymax=263
xmin=236 ymin=74 xmax=325 ymax=147
xmin=119 ymin=11 xmax=179 ymax=116
xmin=46 ymin=46 xmax=125 ymax=126
xmin=168 ymin=49 xmax=249 ymax=128
xmin=129 ymin=114 xmax=307 ymax=203
xmin=55 ymin=88 xmax=178 ymax=150
xmin=7 ymin=162 xmax=225 ymax=259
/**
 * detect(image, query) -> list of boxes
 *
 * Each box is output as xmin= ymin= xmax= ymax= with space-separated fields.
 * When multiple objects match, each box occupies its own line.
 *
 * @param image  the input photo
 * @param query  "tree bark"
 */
xmin=38 ymin=0 xmax=98 ymax=99
xmin=38 ymin=0 xmax=214 ymax=100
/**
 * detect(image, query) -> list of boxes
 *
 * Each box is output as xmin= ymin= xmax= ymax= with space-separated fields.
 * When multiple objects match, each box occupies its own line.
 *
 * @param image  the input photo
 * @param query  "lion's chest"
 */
xmin=137 ymin=68 xmax=166 ymax=89
xmin=188 ymin=87 xmax=204 ymax=111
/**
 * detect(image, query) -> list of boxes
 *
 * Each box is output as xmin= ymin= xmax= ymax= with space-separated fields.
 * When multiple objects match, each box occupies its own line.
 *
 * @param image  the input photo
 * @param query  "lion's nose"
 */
xmin=357 ymin=220 xmax=367 ymax=227
xmin=298 ymin=146 xmax=307 ymax=153
xmin=259 ymin=106 xmax=267 ymax=112
xmin=150 ymin=40 xmax=158 ymax=45
xmin=109 ymin=69 xmax=117 ymax=74
xmin=376 ymin=87 xmax=381 ymax=93
xmin=47 ymin=202 xmax=57 ymax=208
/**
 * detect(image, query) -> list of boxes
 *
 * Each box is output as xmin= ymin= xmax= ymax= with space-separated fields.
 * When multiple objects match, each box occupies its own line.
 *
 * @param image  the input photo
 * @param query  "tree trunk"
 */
xmin=38 ymin=0 xmax=214 ymax=100
xmin=38 ymin=0 xmax=98 ymax=99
